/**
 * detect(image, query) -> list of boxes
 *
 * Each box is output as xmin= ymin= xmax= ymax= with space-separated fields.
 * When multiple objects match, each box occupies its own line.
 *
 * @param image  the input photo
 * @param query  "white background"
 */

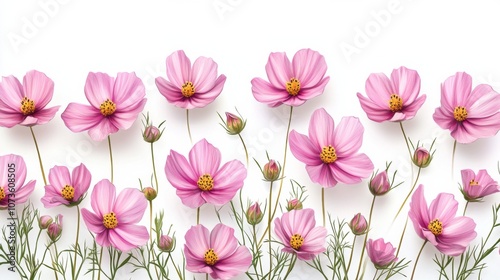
xmin=1 ymin=0 xmax=500 ymax=279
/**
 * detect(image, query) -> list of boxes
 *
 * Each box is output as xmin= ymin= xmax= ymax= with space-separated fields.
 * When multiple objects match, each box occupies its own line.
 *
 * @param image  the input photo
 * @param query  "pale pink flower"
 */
xmin=0 ymin=70 xmax=59 ymax=127
xmin=251 ymin=48 xmax=330 ymax=107
xmin=81 ymin=179 xmax=149 ymax=252
xmin=433 ymin=72 xmax=500 ymax=143
xmin=155 ymin=50 xmax=226 ymax=109
xmin=289 ymin=108 xmax=374 ymax=188
xmin=0 ymin=154 xmax=36 ymax=209
xmin=409 ymin=185 xmax=477 ymax=256
xmin=184 ymin=223 xmax=251 ymax=280
xmin=165 ymin=139 xmax=247 ymax=208
xmin=61 ymin=72 xmax=147 ymax=141
xmin=366 ymin=238 xmax=398 ymax=269
xmin=41 ymin=164 xmax=91 ymax=208
xmin=460 ymin=169 xmax=499 ymax=202
xmin=274 ymin=208 xmax=327 ymax=261
xmin=357 ymin=66 xmax=426 ymax=122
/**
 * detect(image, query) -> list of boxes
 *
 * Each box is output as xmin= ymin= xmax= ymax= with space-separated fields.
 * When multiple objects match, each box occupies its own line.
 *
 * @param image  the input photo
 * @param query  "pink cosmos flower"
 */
xmin=81 ymin=179 xmax=149 ymax=251
xmin=61 ymin=72 xmax=147 ymax=141
xmin=155 ymin=50 xmax=226 ymax=109
xmin=184 ymin=223 xmax=252 ymax=280
xmin=460 ymin=169 xmax=499 ymax=202
xmin=165 ymin=139 xmax=247 ymax=208
xmin=433 ymin=72 xmax=500 ymax=144
xmin=409 ymin=185 xmax=477 ymax=256
xmin=0 ymin=154 xmax=36 ymax=209
xmin=41 ymin=164 xmax=91 ymax=208
xmin=274 ymin=208 xmax=327 ymax=261
xmin=366 ymin=238 xmax=398 ymax=269
xmin=357 ymin=66 xmax=426 ymax=122
xmin=289 ymin=108 xmax=374 ymax=188
xmin=251 ymin=48 xmax=330 ymax=107
xmin=0 ymin=70 xmax=59 ymax=127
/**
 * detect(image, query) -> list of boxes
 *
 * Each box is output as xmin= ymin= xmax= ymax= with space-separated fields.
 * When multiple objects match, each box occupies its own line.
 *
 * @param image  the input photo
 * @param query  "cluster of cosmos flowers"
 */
xmin=1 ymin=48 xmax=500 ymax=280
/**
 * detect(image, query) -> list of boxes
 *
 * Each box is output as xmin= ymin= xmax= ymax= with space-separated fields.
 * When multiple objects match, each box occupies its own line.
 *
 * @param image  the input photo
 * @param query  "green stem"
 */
xmin=53 ymin=242 xmax=60 ymax=280
xmin=168 ymin=252 xmax=183 ymax=280
xmin=346 ymin=235 xmax=357 ymax=275
xmin=410 ymin=241 xmax=427 ymax=280
xmin=393 ymin=167 xmax=421 ymax=222
xmin=237 ymin=133 xmax=249 ymax=166
xmin=107 ymin=135 xmax=114 ymax=184
xmin=451 ymin=140 xmax=457 ymax=179
xmin=252 ymin=225 xmax=263 ymax=279
xmin=197 ymin=207 xmax=200 ymax=225
xmin=395 ymin=217 xmax=408 ymax=258
xmin=462 ymin=201 xmax=469 ymax=216
xmin=283 ymin=254 xmax=297 ymax=280
xmin=258 ymin=106 xmax=293 ymax=246
xmin=399 ymin=122 xmax=413 ymax=160
xmin=98 ymin=247 xmax=103 ymax=280
xmin=151 ymin=143 xmax=159 ymax=193
xmin=29 ymin=126 xmax=47 ymax=185
xmin=321 ymin=188 xmax=326 ymax=227
xmin=186 ymin=109 xmax=193 ymax=144
xmin=355 ymin=196 xmax=376 ymax=280
xmin=268 ymin=180 xmax=273 ymax=280
xmin=372 ymin=269 xmax=379 ymax=280
xmin=73 ymin=205 xmax=81 ymax=280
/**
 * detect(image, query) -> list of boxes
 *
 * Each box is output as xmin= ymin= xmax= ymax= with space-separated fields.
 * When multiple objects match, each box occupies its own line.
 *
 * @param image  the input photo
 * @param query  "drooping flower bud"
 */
xmin=369 ymin=171 xmax=391 ymax=196
xmin=349 ymin=213 xmax=368 ymax=235
xmin=158 ymin=235 xmax=175 ymax=252
xmin=286 ymin=198 xmax=303 ymax=211
xmin=143 ymin=125 xmax=161 ymax=143
xmin=263 ymin=160 xmax=280 ymax=181
xmin=39 ymin=215 xmax=53 ymax=230
xmin=246 ymin=202 xmax=263 ymax=225
xmin=47 ymin=214 xmax=63 ymax=242
xmin=412 ymin=147 xmax=432 ymax=168
xmin=143 ymin=187 xmax=157 ymax=201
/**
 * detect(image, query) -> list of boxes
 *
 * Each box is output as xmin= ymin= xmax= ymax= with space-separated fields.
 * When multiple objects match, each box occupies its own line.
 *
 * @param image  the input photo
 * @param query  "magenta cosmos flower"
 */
xmin=357 ymin=66 xmax=426 ymax=122
xmin=409 ymin=185 xmax=476 ymax=256
xmin=366 ymin=238 xmax=398 ymax=269
xmin=460 ymin=169 xmax=499 ymax=202
xmin=433 ymin=72 xmax=500 ymax=144
xmin=41 ymin=164 xmax=91 ymax=208
xmin=61 ymin=72 xmax=147 ymax=141
xmin=155 ymin=50 xmax=226 ymax=109
xmin=184 ymin=223 xmax=252 ymax=280
xmin=0 ymin=154 xmax=36 ymax=209
xmin=0 ymin=70 xmax=59 ymax=127
xmin=274 ymin=208 xmax=327 ymax=260
xmin=81 ymin=179 xmax=149 ymax=251
xmin=165 ymin=139 xmax=247 ymax=208
xmin=289 ymin=108 xmax=374 ymax=188
xmin=251 ymin=48 xmax=330 ymax=107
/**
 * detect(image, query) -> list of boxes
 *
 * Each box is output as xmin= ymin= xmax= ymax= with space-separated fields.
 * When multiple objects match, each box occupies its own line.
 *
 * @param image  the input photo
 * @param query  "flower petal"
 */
xmin=23 ymin=70 xmax=54 ymax=109
xmin=292 ymin=49 xmax=328 ymax=88
xmin=185 ymin=225 xmax=210 ymax=259
xmin=390 ymin=67 xmax=421 ymax=104
xmin=308 ymin=108 xmax=335 ymax=148
xmin=365 ymin=73 xmax=394 ymax=107
xmin=441 ymin=72 xmax=472 ymax=108
xmin=27 ymin=106 xmax=60 ymax=126
xmin=189 ymin=139 xmax=221 ymax=176
xmin=306 ymin=164 xmax=338 ymax=188
xmin=211 ymin=246 xmax=252 ymax=279
xmin=188 ymin=74 xmax=226 ymax=108
xmin=84 ymin=72 xmax=114 ymax=108
xmin=251 ymin=78 xmax=288 ymax=107
xmin=332 ymin=116 xmax=364 ymax=157
xmin=113 ymin=188 xmax=147 ymax=224
xmin=265 ymin=52 xmax=292 ymax=88
xmin=191 ymin=56 xmax=218 ymax=93
xmin=166 ymin=50 xmax=191 ymax=88
xmin=408 ymin=185 xmax=429 ymax=240
xmin=72 ymin=163 xmax=92 ymax=202
xmin=210 ymin=224 xmax=238 ymax=259
xmin=429 ymin=193 xmax=458 ymax=224
xmin=0 ymin=75 xmax=24 ymax=111
xmin=112 ymin=72 xmax=146 ymax=109
xmin=90 ymin=179 xmax=116 ymax=218
xmin=204 ymin=160 xmax=246 ymax=205
xmin=109 ymin=224 xmax=149 ymax=251
xmin=289 ymin=130 xmax=322 ymax=165
xmin=331 ymin=153 xmax=373 ymax=184
xmin=88 ymin=118 xmax=119 ymax=142
xmin=48 ymin=165 xmax=71 ymax=191
xmin=81 ymin=208 xmax=106 ymax=235
xmin=61 ymin=103 xmax=102 ymax=133
xmin=109 ymin=98 xmax=147 ymax=130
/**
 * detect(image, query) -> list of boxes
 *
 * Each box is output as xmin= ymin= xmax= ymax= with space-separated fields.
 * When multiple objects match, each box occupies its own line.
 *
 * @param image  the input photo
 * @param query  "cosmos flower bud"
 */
xmin=286 ymin=198 xmax=303 ymax=211
xmin=369 ymin=171 xmax=391 ymax=196
xmin=143 ymin=187 xmax=157 ymax=201
xmin=225 ymin=112 xmax=245 ymax=135
xmin=47 ymin=215 xmax=63 ymax=242
xmin=143 ymin=125 xmax=161 ymax=143
xmin=158 ymin=235 xmax=175 ymax=252
xmin=246 ymin=202 xmax=263 ymax=225
xmin=39 ymin=215 xmax=53 ymax=230
xmin=412 ymin=147 xmax=432 ymax=168
xmin=263 ymin=160 xmax=280 ymax=181
xmin=349 ymin=213 xmax=368 ymax=235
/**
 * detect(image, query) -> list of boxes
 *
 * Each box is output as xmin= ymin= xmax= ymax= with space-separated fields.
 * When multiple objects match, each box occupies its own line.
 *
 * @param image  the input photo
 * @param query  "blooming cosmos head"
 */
xmin=274 ymin=208 xmax=327 ymax=261
xmin=155 ymin=50 xmax=226 ymax=109
xmin=61 ymin=72 xmax=147 ymax=141
xmin=0 ymin=70 xmax=60 ymax=127
xmin=184 ymin=223 xmax=252 ymax=280
xmin=460 ymin=169 xmax=499 ymax=202
xmin=251 ymin=48 xmax=330 ymax=107
xmin=165 ymin=139 xmax=247 ymax=208
xmin=433 ymin=72 xmax=500 ymax=143
xmin=289 ymin=108 xmax=374 ymax=188
xmin=357 ymin=66 xmax=426 ymax=122
xmin=409 ymin=185 xmax=477 ymax=256
xmin=81 ymin=179 xmax=149 ymax=251
xmin=366 ymin=238 xmax=398 ymax=269
xmin=41 ymin=164 xmax=91 ymax=208
xmin=0 ymin=154 xmax=36 ymax=210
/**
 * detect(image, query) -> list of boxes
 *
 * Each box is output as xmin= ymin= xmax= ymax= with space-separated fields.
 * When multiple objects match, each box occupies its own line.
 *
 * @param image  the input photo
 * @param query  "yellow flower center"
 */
xmin=103 ymin=212 xmax=118 ymax=229
xmin=204 ymin=248 xmax=218 ymax=266
xmin=453 ymin=106 xmax=468 ymax=122
xmin=286 ymin=78 xmax=301 ymax=96
xmin=427 ymin=219 xmax=443 ymax=236
xmin=388 ymin=94 xmax=403 ymax=112
xmin=469 ymin=179 xmax=479 ymax=186
xmin=290 ymin=233 xmax=304 ymax=250
xmin=181 ymin=81 xmax=195 ymax=98
xmin=20 ymin=97 xmax=36 ymax=115
xmin=197 ymin=174 xmax=214 ymax=191
xmin=0 ymin=187 xmax=5 ymax=200
xmin=320 ymin=145 xmax=337 ymax=164
xmin=61 ymin=185 xmax=75 ymax=201
xmin=100 ymin=99 xmax=116 ymax=116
